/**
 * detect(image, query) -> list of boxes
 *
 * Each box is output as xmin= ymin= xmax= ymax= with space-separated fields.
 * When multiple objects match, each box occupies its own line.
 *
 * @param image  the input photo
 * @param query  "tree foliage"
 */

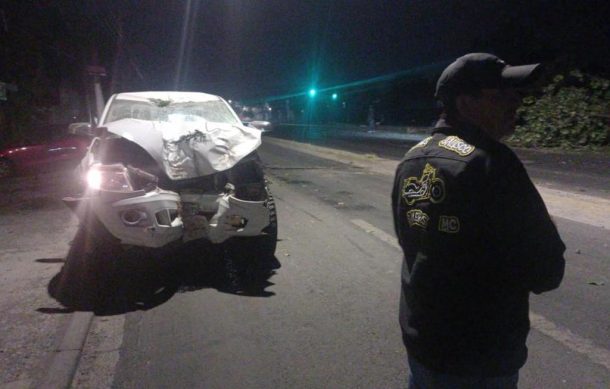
xmin=510 ymin=70 xmax=610 ymax=148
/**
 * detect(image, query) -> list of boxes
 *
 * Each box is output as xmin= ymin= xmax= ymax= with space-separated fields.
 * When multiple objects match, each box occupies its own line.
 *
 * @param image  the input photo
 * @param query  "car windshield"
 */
xmin=104 ymin=98 xmax=240 ymax=126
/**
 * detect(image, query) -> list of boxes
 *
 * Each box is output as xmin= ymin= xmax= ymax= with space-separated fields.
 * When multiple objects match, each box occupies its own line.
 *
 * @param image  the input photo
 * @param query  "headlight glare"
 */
xmin=87 ymin=169 xmax=103 ymax=190
xmin=86 ymin=165 xmax=133 ymax=192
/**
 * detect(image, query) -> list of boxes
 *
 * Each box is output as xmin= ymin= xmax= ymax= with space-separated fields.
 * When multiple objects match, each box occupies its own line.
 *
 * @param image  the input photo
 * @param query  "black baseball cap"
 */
xmin=435 ymin=53 xmax=543 ymax=102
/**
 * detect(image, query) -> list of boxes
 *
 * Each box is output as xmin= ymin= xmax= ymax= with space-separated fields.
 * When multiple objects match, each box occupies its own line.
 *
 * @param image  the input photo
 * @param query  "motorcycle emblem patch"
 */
xmin=438 ymin=136 xmax=475 ymax=156
xmin=406 ymin=209 xmax=430 ymax=229
xmin=401 ymin=163 xmax=446 ymax=205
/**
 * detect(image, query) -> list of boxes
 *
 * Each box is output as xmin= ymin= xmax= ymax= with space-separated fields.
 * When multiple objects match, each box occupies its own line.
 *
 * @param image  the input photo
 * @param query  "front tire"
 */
xmin=72 ymin=210 xmax=123 ymax=258
xmin=52 ymin=211 xmax=123 ymax=308
xmin=221 ymin=187 xmax=279 ymax=291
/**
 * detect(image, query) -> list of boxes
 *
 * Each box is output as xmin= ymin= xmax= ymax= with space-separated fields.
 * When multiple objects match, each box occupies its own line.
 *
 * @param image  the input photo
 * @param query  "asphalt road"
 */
xmin=0 ymin=133 xmax=608 ymax=388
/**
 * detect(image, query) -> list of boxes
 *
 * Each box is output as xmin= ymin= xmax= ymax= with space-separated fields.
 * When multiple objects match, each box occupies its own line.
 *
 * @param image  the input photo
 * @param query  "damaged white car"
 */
xmin=64 ymin=91 xmax=277 ymax=263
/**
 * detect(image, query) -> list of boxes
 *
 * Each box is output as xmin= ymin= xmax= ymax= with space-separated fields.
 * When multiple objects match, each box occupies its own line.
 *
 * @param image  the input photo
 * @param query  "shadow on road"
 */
xmin=44 ymin=240 xmax=281 ymax=316
xmin=36 ymin=258 xmax=66 ymax=264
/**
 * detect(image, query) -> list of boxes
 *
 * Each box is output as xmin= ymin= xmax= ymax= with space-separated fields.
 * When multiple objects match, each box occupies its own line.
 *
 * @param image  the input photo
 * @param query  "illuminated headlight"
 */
xmin=86 ymin=164 xmax=134 ymax=192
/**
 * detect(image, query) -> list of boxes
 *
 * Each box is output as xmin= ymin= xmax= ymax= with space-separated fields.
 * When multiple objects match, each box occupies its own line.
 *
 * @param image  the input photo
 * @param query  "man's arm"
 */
xmin=482 ymin=154 xmax=566 ymax=294
xmin=392 ymin=162 xmax=406 ymax=250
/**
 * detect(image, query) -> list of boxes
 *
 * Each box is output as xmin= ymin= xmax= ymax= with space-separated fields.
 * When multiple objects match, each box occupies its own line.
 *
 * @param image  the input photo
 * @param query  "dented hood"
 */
xmin=104 ymin=118 xmax=261 ymax=180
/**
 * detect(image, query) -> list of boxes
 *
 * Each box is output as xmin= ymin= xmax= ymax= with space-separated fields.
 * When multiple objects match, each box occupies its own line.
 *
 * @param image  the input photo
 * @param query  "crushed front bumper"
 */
xmin=67 ymin=187 xmax=271 ymax=248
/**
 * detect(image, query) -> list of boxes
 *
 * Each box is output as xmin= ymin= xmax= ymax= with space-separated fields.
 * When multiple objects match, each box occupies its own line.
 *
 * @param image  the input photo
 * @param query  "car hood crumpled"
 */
xmin=104 ymin=118 xmax=261 ymax=180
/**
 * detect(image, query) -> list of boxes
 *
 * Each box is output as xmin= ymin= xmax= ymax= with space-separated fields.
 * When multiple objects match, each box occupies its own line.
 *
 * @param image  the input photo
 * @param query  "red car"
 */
xmin=0 ymin=134 xmax=90 ymax=178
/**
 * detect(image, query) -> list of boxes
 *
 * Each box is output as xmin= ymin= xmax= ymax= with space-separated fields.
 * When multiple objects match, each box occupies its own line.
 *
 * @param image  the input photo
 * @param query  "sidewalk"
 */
xmin=264 ymin=135 xmax=610 ymax=229
xmin=270 ymin=123 xmax=610 ymax=199
xmin=277 ymin=122 xmax=432 ymax=142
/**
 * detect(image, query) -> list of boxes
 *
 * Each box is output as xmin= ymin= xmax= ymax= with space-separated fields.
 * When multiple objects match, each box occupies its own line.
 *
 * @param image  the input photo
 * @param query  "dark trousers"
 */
xmin=408 ymin=355 xmax=519 ymax=389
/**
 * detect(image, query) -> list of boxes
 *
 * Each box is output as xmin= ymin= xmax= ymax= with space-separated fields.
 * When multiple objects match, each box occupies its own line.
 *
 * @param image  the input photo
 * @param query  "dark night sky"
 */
xmin=114 ymin=0 xmax=609 ymax=100
xmin=3 ymin=0 xmax=610 ymax=100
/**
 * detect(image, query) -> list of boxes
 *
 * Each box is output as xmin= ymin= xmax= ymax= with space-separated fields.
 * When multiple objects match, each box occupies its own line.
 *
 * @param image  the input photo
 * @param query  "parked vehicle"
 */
xmin=64 ymin=91 xmax=277 ymax=270
xmin=0 ymin=132 xmax=90 ymax=178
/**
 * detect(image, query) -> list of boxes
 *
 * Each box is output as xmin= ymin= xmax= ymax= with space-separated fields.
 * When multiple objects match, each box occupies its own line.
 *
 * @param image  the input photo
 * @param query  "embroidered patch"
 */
xmin=401 ymin=163 xmax=446 ymax=205
xmin=408 ymin=136 xmax=433 ymax=152
xmin=438 ymin=136 xmax=475 ymax=156
xmin=438 ymin=215 xmax=460 ymax=233
xmin=406 ymin=209 xmax=430 ymax=229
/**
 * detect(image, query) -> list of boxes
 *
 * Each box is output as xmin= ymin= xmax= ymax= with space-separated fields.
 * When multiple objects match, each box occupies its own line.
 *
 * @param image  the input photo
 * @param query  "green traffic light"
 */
xmin=332 ymin=93 xmax=338 ymax=100
xmin=308 ymin=88 xmax=317 ymax=97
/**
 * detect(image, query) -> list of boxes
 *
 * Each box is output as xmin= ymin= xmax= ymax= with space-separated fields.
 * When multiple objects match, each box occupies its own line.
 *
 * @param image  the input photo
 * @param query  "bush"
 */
xmin=509 ymin=70 xmax=610 ymax=148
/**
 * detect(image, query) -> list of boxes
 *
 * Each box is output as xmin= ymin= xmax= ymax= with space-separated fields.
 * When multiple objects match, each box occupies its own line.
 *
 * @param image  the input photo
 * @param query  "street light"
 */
xmin=331 ymin=93 xmax=338 ymax=100
xmin=308 ymin=88 xmax=317 ymax=98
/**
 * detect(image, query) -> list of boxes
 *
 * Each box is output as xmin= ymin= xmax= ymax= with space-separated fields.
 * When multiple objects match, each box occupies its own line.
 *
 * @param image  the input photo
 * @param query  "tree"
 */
xmin=511 ymin=71 xmax=610 ymax=148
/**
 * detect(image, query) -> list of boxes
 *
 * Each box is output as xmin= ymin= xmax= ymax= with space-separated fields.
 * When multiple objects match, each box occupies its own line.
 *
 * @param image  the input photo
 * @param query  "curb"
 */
xmin=39 ymin=311 xmax=94 ymax=389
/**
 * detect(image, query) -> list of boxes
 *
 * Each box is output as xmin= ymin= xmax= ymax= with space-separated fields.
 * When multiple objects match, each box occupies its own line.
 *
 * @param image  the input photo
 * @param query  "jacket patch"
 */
xmin=408 ymin=136 xmax=433 ymax=152
xmin=438 ymin=215 xmax=460 ymax=233
xmin=407 ymin=209 xmax=430 ymax=229
xmin=401 ymin=163 xmax=446 ymax=205
xmin=438 ymin=136 xmax=475 ymax=156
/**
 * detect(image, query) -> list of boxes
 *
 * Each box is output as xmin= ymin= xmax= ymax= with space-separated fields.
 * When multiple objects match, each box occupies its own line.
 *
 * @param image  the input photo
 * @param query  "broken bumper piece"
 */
xmin=80 ymin=188 xmax=270 ymax=248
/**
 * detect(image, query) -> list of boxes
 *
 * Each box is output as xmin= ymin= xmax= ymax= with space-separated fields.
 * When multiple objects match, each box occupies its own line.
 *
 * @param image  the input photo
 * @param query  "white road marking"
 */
xmin=351 ymin=219 xmax=401 ymax=250
xmin=530 ymin=312 xmax=610 ymax=371
xmin=350 ymin=218 xmax=610 ymax=371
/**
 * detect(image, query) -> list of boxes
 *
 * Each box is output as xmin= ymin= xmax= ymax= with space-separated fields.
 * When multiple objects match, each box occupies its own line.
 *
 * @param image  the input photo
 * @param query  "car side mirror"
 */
xmin=68 ymin=122 xmax=93 ymax=137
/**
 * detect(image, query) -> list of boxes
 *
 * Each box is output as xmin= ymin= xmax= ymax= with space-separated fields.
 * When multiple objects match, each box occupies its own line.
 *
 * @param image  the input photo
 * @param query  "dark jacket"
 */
xmin=392 ymin=120 xmax=565 ymax=377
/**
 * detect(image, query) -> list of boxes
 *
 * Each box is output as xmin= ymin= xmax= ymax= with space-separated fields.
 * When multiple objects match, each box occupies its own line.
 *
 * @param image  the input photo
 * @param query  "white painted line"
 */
xmin=530 ymin=312 xmax=610 ymax=371
xmin=350 ymin=219 xmax=401 ymax=250
xmin=351 ymin=218 xmax=610 ymax=372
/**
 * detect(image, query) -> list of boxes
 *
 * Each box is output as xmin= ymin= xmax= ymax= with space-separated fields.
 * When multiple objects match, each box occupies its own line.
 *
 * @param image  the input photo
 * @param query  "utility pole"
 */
xmin=87 ymin=50 xmax=107 ymax=124
xmin=109 ymin=12 xmax=125 ymax=94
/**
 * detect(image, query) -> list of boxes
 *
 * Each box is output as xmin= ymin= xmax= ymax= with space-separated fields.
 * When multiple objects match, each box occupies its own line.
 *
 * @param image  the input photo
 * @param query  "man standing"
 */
xmin=392 ymin=53 xmax=566 ymax=388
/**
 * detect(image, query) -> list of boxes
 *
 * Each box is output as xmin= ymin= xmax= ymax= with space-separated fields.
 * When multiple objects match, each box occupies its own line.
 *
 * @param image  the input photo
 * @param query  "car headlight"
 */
xmin=86 ymin=164 xmax=134 ymax=192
